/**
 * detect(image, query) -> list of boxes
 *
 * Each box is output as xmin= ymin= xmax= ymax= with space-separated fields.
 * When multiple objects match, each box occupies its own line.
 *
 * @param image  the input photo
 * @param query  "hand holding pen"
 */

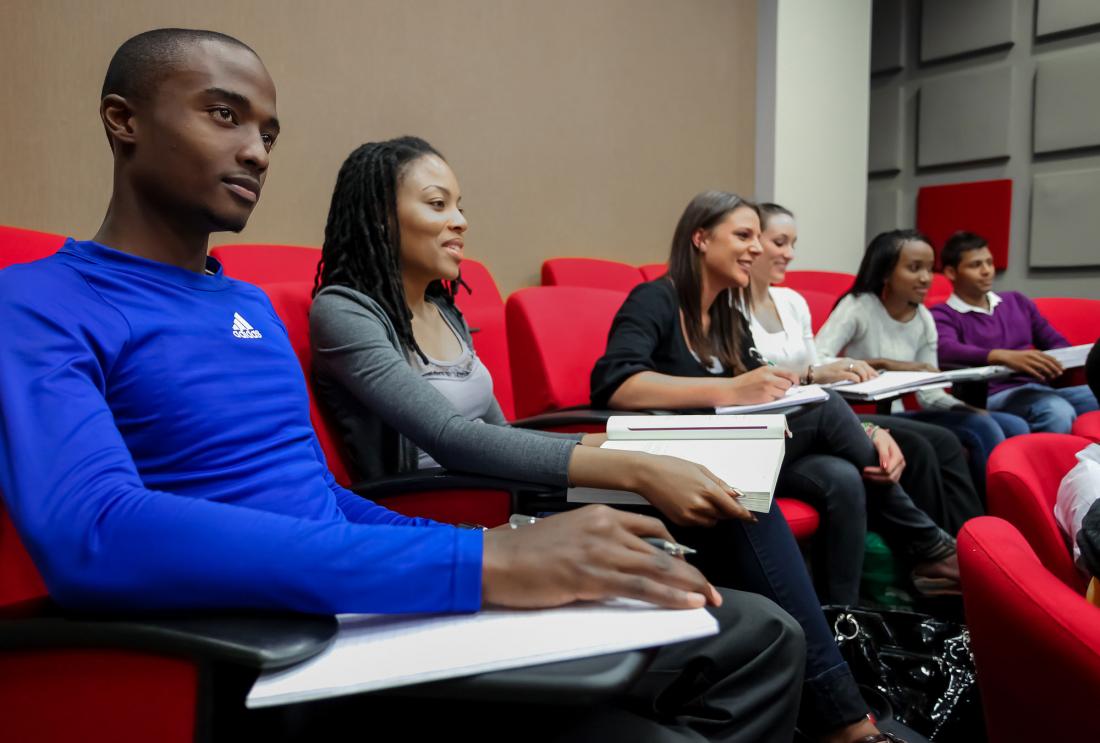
xmin=509 ymin=514 xmax=697 ymax=557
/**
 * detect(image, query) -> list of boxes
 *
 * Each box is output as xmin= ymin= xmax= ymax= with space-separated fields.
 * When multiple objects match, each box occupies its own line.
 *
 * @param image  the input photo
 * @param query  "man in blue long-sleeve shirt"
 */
xmin=0 ymin=29 xmax=806 ymax=742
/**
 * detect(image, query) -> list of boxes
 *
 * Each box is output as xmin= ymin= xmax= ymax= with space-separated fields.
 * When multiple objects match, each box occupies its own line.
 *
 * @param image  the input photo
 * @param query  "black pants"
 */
xmin=225 ymin=590 xmax=806 ymax=743
xmin=777 ymin=392 xmax=952 ymax=605
xmin=861 ymin=415 xmax=983 ymax=535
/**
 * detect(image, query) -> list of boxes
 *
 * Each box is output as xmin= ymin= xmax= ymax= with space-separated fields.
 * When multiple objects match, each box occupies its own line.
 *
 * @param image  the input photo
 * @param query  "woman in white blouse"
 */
xmin=743 ymin=204 xmax=983 ymax=536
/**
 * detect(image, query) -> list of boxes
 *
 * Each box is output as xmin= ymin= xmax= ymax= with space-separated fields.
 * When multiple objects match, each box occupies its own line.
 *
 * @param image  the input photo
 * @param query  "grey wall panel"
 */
xmin=920 ymin=0 xmax=1015 ymax=63
xmin=1034 ymin=48 xmax=1100 ymax=154
xmin=1037 ymin=0 xmax=1100 ymax=38
xmin=918 ymin=66 xmax=1013 ymax=167
xmin=871 ymin=0 xmax=905 ymax=74
xmin=869 ymin=87 xmax=904 ymax=173
xmin=1029 ymin=169 xmax=1100 ymax=267
xmin=866 ymin=188 xmax=903 ymax=241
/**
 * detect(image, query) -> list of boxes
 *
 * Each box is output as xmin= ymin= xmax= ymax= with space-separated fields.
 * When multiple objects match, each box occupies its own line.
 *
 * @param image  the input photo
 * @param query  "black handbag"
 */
xmin=822 ymin=606 xmax=986 ymax=741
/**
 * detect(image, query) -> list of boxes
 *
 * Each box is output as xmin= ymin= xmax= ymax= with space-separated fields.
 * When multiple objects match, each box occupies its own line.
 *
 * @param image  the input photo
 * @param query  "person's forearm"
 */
xmin=608 ymin=371 xmax=728 ymax=409
xmin=567 ymin=446 xmax=650 ymax=491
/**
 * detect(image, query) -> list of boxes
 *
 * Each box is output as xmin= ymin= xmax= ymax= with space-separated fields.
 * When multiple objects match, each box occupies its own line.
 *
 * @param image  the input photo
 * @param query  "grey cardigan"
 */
xmin=310 ymin=285 xmax=580 ymax=485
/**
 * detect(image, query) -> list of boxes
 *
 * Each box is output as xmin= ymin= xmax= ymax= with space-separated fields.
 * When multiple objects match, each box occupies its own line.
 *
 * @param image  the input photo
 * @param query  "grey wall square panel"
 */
xmin=1037 ymin=0 xmax=1100 ymax=37
xmin=1034 ymin=48 xmax=1100 ymax=154
xmin=867 ymin=188 xmax=903 ymax=241
xmin=917 ymin=66 xmax=1014 ymax=167
xmin=871 ymin=0 xmax=905 ymax=74
xmin=920 ymin=0 xmax=1015 ymax=63
xmin=869 ymin=87 xmax=904 ymax=173
xmin=1029 ymin=168 xmax=1100 ymax=267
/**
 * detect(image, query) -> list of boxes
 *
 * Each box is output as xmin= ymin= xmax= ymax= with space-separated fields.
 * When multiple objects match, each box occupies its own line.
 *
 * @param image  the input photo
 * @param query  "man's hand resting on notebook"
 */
xmin=481 ymin=505 xmax=722 ymax=610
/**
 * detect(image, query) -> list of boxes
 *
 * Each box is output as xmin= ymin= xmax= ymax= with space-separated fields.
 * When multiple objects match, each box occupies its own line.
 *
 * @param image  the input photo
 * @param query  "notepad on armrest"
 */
xmin=714 ymin=384 xmax=829 ymax=414
xmin=247 ymin=600 xmax=718 ymax=708
xmin=1046 ymin=343 xmax=1094 ymax=369
xmin=567 ymin=415 xmax=788 ymax=513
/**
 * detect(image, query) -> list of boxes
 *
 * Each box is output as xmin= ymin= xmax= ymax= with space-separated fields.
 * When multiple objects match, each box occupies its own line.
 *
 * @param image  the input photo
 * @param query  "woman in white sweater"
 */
xmin=743 ymin=204 xmax=983 ymax=535
xmin=815 ymin=229 xmax=1029 ymax=496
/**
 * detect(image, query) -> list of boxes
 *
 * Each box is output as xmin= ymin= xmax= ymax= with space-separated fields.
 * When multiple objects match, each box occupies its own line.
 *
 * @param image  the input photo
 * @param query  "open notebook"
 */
xmin=247 ymin=600 xmax=718 ymax=708
xmin=567 ymin=415 xmax=788 ymax=513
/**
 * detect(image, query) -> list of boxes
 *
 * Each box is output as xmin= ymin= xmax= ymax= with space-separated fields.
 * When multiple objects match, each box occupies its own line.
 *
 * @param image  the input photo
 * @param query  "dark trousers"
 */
xmin=777 ymin=392 xmax=950 ymax=605
xmin=224 ymin=589 xmax=806 ymax=743
xmin=862 ymin=414 xmax=983 ymax=535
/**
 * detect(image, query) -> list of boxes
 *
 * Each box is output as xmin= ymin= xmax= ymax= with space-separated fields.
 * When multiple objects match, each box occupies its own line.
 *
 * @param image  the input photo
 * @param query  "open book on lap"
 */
xmin=567 ymin=415 xmax=788 ymax=513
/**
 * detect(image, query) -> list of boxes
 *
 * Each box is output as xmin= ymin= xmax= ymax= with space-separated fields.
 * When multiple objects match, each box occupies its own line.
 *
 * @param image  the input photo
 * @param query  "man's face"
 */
xmin=946 ymin=246 xmax=995 ymax=296
xmin=128 ymin=40 xmax=279 ymax=233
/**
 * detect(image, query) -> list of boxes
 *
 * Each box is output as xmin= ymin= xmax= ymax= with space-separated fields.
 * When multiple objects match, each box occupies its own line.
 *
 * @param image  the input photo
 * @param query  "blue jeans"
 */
xmin=987 ymin=383 xmax=1100 ymax=433
xmin=899 ymin=409 xmax=1029 ymax=497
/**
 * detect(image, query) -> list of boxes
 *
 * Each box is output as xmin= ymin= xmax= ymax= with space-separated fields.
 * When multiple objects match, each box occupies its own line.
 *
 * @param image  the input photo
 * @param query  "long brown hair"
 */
xmin=666 ymin=190 xmax=759 ymax=374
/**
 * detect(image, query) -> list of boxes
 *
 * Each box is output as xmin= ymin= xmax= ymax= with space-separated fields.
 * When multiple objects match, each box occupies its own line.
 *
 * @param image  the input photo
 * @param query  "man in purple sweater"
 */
xmin=931 ymin=231 xmax=1097 ymax=433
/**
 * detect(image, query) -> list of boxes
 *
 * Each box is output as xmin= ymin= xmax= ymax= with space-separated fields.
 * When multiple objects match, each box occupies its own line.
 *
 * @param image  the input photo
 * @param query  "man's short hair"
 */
xmin=940 ymin=231 xmax=989 ymax=270
xmin=101 ymin=28 xmax=256 ymax=102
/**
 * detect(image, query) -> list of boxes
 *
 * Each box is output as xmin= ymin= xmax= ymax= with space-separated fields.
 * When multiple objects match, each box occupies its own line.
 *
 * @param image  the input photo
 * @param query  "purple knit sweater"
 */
xmin=931 ymin=291 xmax=1069 ymax=396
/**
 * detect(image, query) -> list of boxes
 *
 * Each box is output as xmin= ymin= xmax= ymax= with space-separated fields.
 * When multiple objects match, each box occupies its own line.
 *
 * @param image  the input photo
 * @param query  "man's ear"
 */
xmin=100 ymin=94 xmax=138 ymax=148
xmin=943 ymin=264 xmax=957 ymax=282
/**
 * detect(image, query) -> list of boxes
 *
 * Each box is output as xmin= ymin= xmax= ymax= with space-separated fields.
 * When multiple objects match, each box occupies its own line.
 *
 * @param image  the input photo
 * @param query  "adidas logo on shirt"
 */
xmin=232 ymin=312 xmax=263 ymax=339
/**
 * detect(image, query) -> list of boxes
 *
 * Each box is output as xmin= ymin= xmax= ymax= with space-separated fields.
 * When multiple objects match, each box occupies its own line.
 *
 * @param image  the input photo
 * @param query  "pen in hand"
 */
xmin=507 ymin=514 xmax=697 ymax=557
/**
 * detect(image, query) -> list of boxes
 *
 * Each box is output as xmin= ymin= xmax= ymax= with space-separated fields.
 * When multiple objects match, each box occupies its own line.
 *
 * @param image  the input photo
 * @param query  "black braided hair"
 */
xmin=315 ymin=136 xmax=464 ymax=362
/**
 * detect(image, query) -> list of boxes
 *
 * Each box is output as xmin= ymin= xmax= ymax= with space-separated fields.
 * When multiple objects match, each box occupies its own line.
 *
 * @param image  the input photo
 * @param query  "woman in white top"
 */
xmin=815 ymin=229 xmax=1029 ymax=497
xmin=744 ymin=204 xmax=982 ymax=535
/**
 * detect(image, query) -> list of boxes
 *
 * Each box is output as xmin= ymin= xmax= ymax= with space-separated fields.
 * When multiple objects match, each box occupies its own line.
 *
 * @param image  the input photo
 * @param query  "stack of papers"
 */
xmin=833 ymin=371 xmax=955 ymax=401
xmin=1046 ymin=343 xmax=1094 ymax=369
xmin=247 ymin=600 xmax=718 ymax=708
xmin=715 ymin=384 xmax=829 ymax=414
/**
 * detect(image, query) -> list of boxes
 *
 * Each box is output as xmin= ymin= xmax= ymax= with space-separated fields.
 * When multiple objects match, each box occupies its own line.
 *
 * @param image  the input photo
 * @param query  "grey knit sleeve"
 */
xmin=310 ymin=288 xmax=577 ymax=487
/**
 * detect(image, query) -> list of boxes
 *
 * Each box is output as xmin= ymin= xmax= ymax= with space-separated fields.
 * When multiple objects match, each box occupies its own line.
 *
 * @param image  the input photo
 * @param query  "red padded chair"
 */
xmin=0 ymin=225 xmax=66 ymax=267
xmin=541 ymin=258 xmax=645 ymax=292
xmin=210 ymin=243 xmax=320 ymax=285
xmin=504 ymin=287 xmax=819 ymax=540
xmin=958 ymin=516 xmax=1100 ymax=743
xmin=776 ymin=270 xmax=853 ymax=299
xmin=506 ymin=286 xmax=627 ymax=421
xmin=261 ymin=281 xmax=514 ymax=527
xmin=924 ymin=273 xmax=952 ymax=306
xmin=639 ymin=263 xmax=667 ymax=281
xmin=986 ymin=433 xmax=1090 ymax=591
xmin=1032 ymin=297 xmax=1100 ymax=346
xmin=1073 ymin=411 xmax=1100 ymax=443
xmin=798 ymin=288 xmax=837 ymax=334
xmin=453 ymin=259 xmax=515 ymax=420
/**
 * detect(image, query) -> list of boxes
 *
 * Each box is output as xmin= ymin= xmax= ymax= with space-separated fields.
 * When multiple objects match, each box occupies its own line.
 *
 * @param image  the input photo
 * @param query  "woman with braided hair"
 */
xmin=310 ymin=136 xmax=915 ymax=743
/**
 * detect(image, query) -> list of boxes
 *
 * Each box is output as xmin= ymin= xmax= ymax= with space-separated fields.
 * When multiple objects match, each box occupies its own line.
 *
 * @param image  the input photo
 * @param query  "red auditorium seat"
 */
xmin=1073 ymin=411 xmax=1100 ymax=443
xmin=799 ymin=288 xmax=837 ymax=334
xmin=917 ymin=179 xmax=1012 ymax=270
xmin=541 ymin=257 xmax=645 ymax=292
xmin=958 ymin=517 xmax=1100 ymax=743
xmin=639 ymin=263 xmax=667 ymax=281
xmin=986 ymin=433 xmax=1090 ymax=591
xmin=925 ymin=273 xmax=952 ymax=306
xmin=453 ymin=259 xmax=515 ymax=420
xmin=210 ymin=242 xmax=320 ymax=284
xmin=1032 ymin=297 xmax=1100 ymax=346
xmin=0 ymin=225 xmax=66 ymax=267
xmin=776 ymin=270 xmax=853 ymax=299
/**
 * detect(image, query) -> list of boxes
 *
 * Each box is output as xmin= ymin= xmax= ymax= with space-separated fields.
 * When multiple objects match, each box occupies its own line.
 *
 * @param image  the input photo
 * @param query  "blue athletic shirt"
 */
xmin=0 ymin=239 xmax=482 ymax=614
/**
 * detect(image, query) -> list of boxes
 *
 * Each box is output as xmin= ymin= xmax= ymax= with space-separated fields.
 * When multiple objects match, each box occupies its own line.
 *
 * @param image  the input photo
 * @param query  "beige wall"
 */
xmin=0 ymin=0 xmax=756 ymax=294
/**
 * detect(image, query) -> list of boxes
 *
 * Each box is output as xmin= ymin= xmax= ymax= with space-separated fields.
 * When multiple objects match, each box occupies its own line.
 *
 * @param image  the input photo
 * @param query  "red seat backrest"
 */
xmin=541 ymin=258 xmax=645 ymax=292
xmin=506 ymin=287 xmax=628 ymax=418
xmin=986 ymin=433 xmax=1089 ymax=591
xmin=0 ymin=225 xmax=66 ymax=269
xmin=210 ymin=243 xmax=321 ymax=285
xmin=798 ymin=288 xmax=837 ymax=334
xmin=1073 ymin=412 xmax=1100 ymax=443
xmin=639 ymin=263 xmax=667 ymax=281
xmin=0 ymin=499 xmax=49 ymax=615
xmin=1032 ymin=297 xmax=1100 ymax=346
xmin=925 ymin=273 xmax=953 ymax=306
xmin=453 ymin=260 xmax=514 ymax=420
xmin=959 ymin=517 xmax=1100 ymax=743
xmin=777 ymin=270 xmax=854 ymax=299
xmin=260 ymin=281 xmax=354 ymax=488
